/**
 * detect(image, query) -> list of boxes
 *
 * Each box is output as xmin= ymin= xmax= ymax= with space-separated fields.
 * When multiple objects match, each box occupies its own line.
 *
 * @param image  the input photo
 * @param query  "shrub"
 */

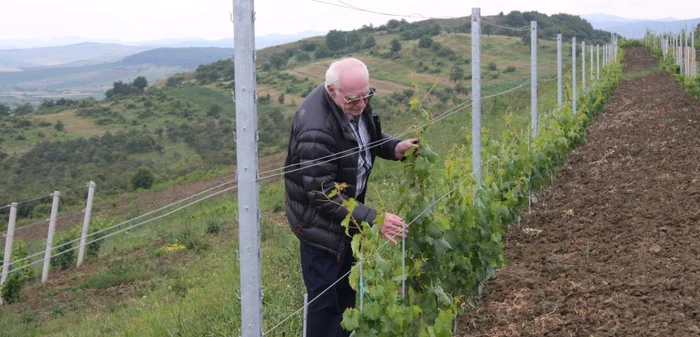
xmin=131 ymin=167 xmax=155 ymax=190
xmin=205 ymin=220 xmax=221 ymax=234
xmin=503 ymin=66 xmax=517 ymax=73
xmin=178 ymin=227 xmax=209 ymax=253
xmin=488 ymin=62 xmax=498 ymax=71
xmin=51 ymin=229 xmax=80 ymax=270
xmin=1 ymin=272 xmax=25 ymax=303
xmin=87 ymin=217 xmax=111 ymax=259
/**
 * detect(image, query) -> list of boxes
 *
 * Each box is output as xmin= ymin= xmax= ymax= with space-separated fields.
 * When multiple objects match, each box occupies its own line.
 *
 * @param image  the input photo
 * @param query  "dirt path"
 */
xmin=456 ymin=48 xmax=700 ymax=336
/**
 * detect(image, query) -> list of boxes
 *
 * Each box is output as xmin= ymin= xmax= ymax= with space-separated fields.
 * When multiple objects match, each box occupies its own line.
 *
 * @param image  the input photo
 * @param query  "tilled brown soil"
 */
xmin=457 ymin=48 xmax=700 ymax=336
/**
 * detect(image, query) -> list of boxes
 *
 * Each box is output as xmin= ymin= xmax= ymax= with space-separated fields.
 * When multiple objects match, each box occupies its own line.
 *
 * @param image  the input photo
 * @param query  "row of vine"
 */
xmin=338 ymin=54 xmax=623 ymax=335
xmin=643 ymin=35 xmax=700 ymax=99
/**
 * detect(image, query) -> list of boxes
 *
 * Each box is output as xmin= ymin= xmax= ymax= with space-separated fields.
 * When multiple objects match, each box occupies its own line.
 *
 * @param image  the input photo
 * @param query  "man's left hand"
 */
xmin=395 ymin=138 xmax=419 ymax=160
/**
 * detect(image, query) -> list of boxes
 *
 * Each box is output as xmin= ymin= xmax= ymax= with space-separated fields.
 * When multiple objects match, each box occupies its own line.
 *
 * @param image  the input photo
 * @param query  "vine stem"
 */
xmin=401 ymin=221 xmax=406 ymax=298
xmin=359 ymin=253 xmax=364 ymax=312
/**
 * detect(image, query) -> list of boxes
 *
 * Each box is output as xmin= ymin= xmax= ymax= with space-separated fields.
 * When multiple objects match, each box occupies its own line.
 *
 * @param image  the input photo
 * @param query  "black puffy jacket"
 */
xmin=284 ymin=84 xmax=400 ymax=259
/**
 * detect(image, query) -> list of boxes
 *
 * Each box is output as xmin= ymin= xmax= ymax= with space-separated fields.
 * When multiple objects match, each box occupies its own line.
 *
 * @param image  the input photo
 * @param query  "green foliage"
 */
xmin=1 ymin=240 xmax=33 ymax=303
xmin=326 ymin=30 xmax=348 ymax=51
xmin=50 ymin=229 xmax=80 ymax=270
xmin=54 ymin=120 xmax=65 ymax=131
xmin=208 ymin=103 xmax=222 ymax=117
xmin=166 ymin=74 xmax=186 ymax=88
xmin=195 ymin=59 xmax=234 ymax=84
xmin=13 ymin=103 xmax=34 ymax=115
xmin=177 ymin=227 xmax=210 ymax=253
xmin=400 ymin=24 xmax=441 ymax=41
xmin=1 ymin=272 xmax=25 ymax=304
xmin=0 ymin=103 xmax=10 ymax=115
xmin=205 ymin=220 xmax=221 ymax=235
xmin=391 ymin=38 xmax=402 ymax=55
xmin=648 ymin=38 xmax=700 ymax=99
xmin=418 ymin=36 xmax=434 ymax=48
xmin=341 ymin=57 xmax=622 ymax=333
xmin=363 ymin=36 xmax=377 ymax=49
xmin=131 ymin=167 xmax=156 ymax=190
xmin=105 ymin=77 xmax=150 ymax=98
xmin=87 ymin=217 xmax=111 ymax=259
xmin=314 ymin=44 xmax=333 ymax=59
xmin=488 ymin=62 xmax=498 ymax=71
xmin=80 ymin=259 xmax=154 ymax=289
xmin=133 ymin=76 xmax=149 ymax=91
xmin=449 ymin=66 xmax=464 ymax=83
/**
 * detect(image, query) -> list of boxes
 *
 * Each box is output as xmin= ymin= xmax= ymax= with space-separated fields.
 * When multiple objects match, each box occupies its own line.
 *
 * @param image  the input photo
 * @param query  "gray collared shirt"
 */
xmin=346 ymin=115 xmax=372 ymax=198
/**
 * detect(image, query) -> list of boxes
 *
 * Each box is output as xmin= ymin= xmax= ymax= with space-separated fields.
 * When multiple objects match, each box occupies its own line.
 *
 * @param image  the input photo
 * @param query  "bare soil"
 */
xmin=456 ymin=48 xmax=700 ymax=336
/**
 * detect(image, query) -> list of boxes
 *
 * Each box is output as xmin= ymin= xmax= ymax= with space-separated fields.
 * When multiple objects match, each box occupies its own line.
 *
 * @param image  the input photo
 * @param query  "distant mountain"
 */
xmin=583 ymin=14 xmax=700 ymax=38
xmin=0 ymin=31 xmax=325 ymax=69
xmin=117 ymin=31 xmax=326 ymax=49
xmin=582 ymin=13 xmax=634 ymax=24
xmin=122 ymin=47 xmax=233 ymax=67
xmin=0 ymin=42 xmax=152 ymax=68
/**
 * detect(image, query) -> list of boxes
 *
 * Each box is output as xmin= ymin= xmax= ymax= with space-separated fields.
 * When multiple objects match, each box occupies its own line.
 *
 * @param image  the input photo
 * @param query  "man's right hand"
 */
xmin=381 ymin=212 xmax=407 ymax=244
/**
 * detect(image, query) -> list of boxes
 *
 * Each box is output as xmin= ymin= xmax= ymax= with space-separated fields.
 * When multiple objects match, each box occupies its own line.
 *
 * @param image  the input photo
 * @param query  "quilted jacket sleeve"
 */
xmin=296 ymin=128 xmax=378 ymax=228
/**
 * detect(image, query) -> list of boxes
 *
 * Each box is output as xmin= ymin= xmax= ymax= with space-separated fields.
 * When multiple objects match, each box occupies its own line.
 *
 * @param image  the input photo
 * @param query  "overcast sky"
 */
xmin=1 ymin=0 xmax=698 ymax=42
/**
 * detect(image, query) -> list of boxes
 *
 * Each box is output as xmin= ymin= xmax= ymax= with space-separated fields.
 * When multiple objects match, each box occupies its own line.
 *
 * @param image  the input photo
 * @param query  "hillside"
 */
xmin=0 ymin=47 xmax=239 ymax=107
xmin=0 ymin=10 xmax=620 ymax=336
xmin=0 ymin=11 xmax=603 ymax=227
xmin=0 ymin=42 xmax=151 ymax=68
xmin=121 ymin=47 xmax=233 ymax=67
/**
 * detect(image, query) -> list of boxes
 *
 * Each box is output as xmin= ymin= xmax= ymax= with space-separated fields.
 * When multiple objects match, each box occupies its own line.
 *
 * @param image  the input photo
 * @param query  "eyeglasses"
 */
xmin=338 ymin=89 xmax=374 ymax=105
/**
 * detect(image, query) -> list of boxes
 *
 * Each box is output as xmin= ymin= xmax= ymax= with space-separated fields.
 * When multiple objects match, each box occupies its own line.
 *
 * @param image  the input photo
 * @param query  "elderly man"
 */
xmin=284 ymin=57 xmax=417 ymax=336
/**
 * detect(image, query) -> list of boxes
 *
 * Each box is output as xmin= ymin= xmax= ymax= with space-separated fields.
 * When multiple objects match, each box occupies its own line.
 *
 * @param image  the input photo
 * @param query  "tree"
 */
xmin=386 ymin=19 xmax=402 ymax=29
xmin=314 ymin=44 xmax=333 ymax=59
xmin=166 ymin=75 xmax=185 ymax=88
xmin=268 ymin=53 xmax=288 ymax=70
xmin=133 ymin=76 xmax=148 ymax=91
xmin=418 ymin=36 xmax=433 ymax=48
xmin=131 ymin=167 xmax=155 ymax=190
xmin=13 ymin=103 xmax=34 ymax=115
xmin=450 ymin=66 xmax=465 ymax=83
xmin=390 ymin=38 xmax=402 ymax=55
xmin=54 ymin=120 xmax=65 ymax=132
xmin=326 ymin=30 xmax=347 ymax=51
xmin=363 ymin=36 xmax=376 ymax=49
xmin=0 ymin=103 xmax=9 ymax=116
xmin=505 ymin=11 xmax=526 ymax=27
xmin=346 ymin=31 xmax=362 ymax=50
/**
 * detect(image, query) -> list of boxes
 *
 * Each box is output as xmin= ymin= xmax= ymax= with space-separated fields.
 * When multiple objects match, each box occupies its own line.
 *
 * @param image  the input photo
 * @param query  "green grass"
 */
xmin=165 ymin=85 xmax=234 ymax=113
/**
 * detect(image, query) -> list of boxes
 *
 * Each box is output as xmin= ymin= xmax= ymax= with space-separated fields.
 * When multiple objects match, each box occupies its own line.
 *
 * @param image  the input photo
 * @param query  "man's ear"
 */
xmin=326 ymin=84 xmax=334 ymax=95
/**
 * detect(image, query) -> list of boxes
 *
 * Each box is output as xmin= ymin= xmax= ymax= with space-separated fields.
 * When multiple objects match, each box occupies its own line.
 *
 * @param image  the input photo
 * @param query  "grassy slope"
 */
xmin=0 ymin=28 xmax=586 ymax=335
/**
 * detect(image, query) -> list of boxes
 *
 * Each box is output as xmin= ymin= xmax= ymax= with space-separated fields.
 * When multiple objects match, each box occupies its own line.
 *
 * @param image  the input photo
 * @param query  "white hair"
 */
xmin=325 ymin=57 xmax=369 ymax=92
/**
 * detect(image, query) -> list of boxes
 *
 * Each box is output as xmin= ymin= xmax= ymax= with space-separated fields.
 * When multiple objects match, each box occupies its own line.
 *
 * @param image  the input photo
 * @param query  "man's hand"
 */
xmin=395 ymin=138 xmax=419 ymax=160
xmin=381 ymin=212 xmax=408 ymax=244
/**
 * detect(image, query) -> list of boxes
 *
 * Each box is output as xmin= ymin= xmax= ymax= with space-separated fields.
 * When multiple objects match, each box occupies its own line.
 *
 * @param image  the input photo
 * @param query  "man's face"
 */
xmin=328 ymin=70 xmax=371 ymax=118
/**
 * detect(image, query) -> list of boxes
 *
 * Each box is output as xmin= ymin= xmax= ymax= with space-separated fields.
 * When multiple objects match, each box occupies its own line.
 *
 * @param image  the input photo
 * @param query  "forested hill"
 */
xmin=121 ymin=47 xmax=233 ymax=67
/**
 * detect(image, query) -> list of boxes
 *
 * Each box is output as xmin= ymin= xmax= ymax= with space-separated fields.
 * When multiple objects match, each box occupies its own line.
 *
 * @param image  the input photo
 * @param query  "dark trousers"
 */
xmin=300 ymin=241 xmax=356 ymax=337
